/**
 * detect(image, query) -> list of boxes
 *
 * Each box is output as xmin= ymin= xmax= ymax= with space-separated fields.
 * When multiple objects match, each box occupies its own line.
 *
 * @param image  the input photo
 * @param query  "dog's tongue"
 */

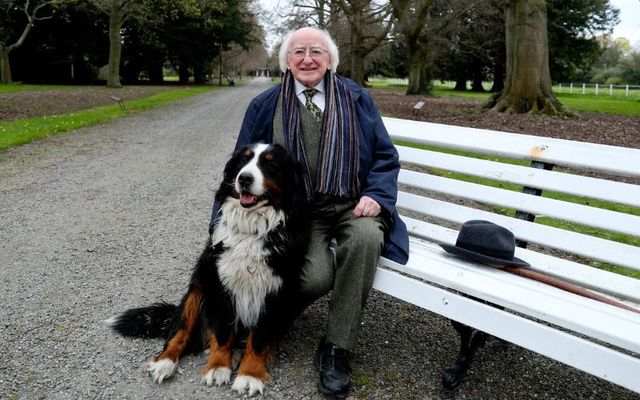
xmin=240 ymin=192 xmax=257 ymax=206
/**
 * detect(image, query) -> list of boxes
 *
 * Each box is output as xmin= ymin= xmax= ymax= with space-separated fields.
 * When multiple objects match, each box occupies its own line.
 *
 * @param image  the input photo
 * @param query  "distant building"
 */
xmin=255 ymin=67 xmax=271 ymax=77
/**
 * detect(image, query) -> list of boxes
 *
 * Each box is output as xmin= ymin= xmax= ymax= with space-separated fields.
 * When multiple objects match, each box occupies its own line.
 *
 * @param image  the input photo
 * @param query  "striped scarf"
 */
xmin=280 ymin=70 xmax=360 ymax=200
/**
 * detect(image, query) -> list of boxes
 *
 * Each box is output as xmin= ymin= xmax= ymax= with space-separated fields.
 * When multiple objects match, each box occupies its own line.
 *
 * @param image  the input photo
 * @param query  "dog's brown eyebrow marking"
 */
xmin=243 ymin=148 xmax=253 ymax=157
xmin=263 ymin=152 xmax=274 ymax=161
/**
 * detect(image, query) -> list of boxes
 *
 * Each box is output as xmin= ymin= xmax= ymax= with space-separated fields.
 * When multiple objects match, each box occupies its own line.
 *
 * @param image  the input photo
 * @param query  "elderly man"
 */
xmin=209 ymin=27 xmax=409 ymax=397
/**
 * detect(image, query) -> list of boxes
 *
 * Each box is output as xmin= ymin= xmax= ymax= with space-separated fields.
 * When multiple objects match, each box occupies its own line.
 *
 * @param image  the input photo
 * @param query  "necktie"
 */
xmin=303 ymin=88 xmax=323 ymax=122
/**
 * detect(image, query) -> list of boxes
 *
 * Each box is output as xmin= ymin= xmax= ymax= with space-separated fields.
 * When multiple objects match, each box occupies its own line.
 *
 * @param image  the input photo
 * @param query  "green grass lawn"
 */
xmin=0 ymin=85 xmax=215 ymax=151
xmin=555 ymin=92 xmax=640 ymax=117
xmin=368 ymin=79 xmax=640 ymax=117
xmin=0 ymin=83 xmax=89 ymax=93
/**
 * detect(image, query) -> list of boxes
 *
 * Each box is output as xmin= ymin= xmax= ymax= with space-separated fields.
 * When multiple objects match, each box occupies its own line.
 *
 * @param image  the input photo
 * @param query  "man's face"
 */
xmin=286 ymin=28 xmax=332 ymax=87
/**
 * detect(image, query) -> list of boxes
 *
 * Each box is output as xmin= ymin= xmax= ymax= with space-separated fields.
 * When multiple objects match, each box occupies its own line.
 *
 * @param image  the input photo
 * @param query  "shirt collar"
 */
xmin=294 ymin=78 xmax=325 ymax=96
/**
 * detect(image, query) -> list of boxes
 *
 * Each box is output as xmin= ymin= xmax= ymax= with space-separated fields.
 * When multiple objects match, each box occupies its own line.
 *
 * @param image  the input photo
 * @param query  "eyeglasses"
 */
xmin=288 ymin=48 xmax=328 ymax=60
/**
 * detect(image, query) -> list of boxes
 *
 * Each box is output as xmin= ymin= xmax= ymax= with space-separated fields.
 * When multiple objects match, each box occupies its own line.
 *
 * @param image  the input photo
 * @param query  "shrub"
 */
xmin=605 ymin=76 xmax=624 ymax=85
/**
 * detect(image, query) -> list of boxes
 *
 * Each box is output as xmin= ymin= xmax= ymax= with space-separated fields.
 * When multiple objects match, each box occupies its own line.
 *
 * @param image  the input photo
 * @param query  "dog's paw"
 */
xmin=146 ymin=359 xmax=177 ymax=383
xmin=201 ymin=367 xmax=232 ymax=386
xmin=231 ymin=374 xmax=265 ymax=396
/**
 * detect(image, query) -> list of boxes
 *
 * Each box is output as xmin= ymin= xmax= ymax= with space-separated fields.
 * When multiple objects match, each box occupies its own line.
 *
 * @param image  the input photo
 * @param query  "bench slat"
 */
xmin=397 ymin=192 xmax=640 ymax=270
xmin=373 ymin=266 xmax=640 ymax=394
xmin=400 ymin=216 xmax=640 ymax=303
xmin=380 ymin=239 xmax=640 ymax=354
xmin=399 ymin=169 xmax=640 ymax=237
xmin=397 ymin=146 xmax=640 ymax=208
xmin=385 ymin=117 xmax=640 ymax=177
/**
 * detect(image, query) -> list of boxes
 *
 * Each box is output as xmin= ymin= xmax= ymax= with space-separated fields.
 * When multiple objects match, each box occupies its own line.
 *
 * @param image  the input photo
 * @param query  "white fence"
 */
xmin=375 ymin=77 xmax=408 ymax=85
xmin=370 ymin=76 xmax=640 ymax=98
xmin=557 ymin=83 xmax=640 ymax=97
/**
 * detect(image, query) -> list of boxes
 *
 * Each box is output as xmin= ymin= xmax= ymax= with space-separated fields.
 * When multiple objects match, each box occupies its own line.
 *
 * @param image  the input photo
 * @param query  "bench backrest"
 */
xmin=383 ymin=117 xmax=640 ymax=304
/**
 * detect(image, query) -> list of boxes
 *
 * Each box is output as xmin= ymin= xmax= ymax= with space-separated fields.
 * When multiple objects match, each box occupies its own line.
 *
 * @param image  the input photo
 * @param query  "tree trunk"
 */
xmin=338 ymin=0 xmax=391 ymax=86
xmin=106 ymin=0 xmax=123 ymax=88
xmin=471 ymin=71 xmax=485 ymax=92
xmin=454 ymin=77 xmax=467 ymax=91
xmin=179 ymin=63 xmax=190 ymax=84
xmin=1 ymin=49 xmax=12 ymax=83
xmin=148 ymin=62 xmax=164 ymax=84
xmin=349 ymin=50 xmax=366 ymax=87
xmin=193 ymin=63 xmax=205 ymax=84
xmin=489 ymin=58 xmax=505 ymax=92
xmin=484 ymin=0 xmax=571 ymax=115
xmin=348 ymin=8 xmax=367 ymax=86
xmin=406 ymin=46 xmax=431 ymax=95
xmin=1 ymin=1 xmax=44 ymax=84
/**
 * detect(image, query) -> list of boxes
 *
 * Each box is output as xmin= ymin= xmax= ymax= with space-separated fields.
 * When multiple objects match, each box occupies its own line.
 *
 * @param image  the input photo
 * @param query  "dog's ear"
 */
xmin=215 ymin=146 xmax=248 ymax=203
xmin=223 ymin=146 xmax=249 ymax=181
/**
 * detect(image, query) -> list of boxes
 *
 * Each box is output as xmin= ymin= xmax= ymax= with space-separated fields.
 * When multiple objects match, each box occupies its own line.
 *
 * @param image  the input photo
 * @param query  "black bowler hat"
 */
xmin=439 ymin=220 xmax=530 ymax=268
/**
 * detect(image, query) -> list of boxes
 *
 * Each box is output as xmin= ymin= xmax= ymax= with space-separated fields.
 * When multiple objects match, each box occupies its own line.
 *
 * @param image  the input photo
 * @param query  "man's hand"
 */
xmin=353 ymin=196 xmax=381 ymax=217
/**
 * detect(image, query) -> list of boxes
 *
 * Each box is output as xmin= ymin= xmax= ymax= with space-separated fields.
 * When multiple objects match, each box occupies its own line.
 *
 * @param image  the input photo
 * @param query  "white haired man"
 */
xmin=209 ymin=27 xmax=409 ymax=398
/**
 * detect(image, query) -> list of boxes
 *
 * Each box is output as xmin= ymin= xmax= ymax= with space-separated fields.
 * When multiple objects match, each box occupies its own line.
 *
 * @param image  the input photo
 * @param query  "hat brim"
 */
xmin=439 ymin=244 xmax=530 ymax=268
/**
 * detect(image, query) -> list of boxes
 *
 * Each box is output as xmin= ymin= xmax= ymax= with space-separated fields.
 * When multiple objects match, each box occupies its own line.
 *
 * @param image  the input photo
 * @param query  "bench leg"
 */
xmin=441 ymin=320 xmax=489 ymax=394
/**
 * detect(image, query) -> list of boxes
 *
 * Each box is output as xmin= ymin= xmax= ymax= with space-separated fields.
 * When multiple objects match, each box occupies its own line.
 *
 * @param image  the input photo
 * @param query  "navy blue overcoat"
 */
xmin=209 ymin=77 xmax=409 ymax=265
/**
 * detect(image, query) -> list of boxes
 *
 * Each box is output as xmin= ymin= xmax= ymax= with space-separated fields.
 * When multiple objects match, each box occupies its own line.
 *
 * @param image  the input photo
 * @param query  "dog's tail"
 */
xmin=106 ymin=302 xmax=178 ymax=339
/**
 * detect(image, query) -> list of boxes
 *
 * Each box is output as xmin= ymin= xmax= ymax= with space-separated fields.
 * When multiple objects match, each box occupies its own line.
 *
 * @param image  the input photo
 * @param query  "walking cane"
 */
xmin=501 ymin=266 xmax=640 ymax=314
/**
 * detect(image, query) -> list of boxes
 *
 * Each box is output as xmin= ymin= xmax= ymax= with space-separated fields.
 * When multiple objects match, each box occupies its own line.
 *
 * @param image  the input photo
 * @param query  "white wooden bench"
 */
xmin=372 ymin=117 xmax=640 ymax=395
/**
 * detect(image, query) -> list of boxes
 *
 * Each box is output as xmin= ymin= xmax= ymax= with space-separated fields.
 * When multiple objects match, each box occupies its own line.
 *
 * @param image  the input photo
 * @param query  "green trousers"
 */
xmin=300 ymin=196 xmax=387 ymax=350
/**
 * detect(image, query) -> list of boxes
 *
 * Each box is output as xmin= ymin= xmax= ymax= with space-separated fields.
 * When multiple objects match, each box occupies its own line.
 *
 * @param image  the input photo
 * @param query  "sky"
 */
xmin=610 ymin=0 xmax=640 ymax=46
xmin=259 ymin=0 xmax=640 ymax=48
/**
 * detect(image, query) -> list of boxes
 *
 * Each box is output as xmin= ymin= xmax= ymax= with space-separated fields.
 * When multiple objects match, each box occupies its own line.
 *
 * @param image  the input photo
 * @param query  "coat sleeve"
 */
xmin=357 ymin=92 xmax=400 ymax=218
xmin=234 ymin=99 xmax=262 ymax=152
xmin=357 ymin=90 xmax=409 ymax=265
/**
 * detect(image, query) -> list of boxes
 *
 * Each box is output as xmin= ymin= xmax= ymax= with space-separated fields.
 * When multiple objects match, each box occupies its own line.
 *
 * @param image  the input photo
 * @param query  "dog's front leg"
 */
xmin=231 ymin=331 xmax=271 ymax=396
xmin=201 ymin=329 xmax=234 ymax=386
xmin=147 ymin=288 xmax=202 ymax=383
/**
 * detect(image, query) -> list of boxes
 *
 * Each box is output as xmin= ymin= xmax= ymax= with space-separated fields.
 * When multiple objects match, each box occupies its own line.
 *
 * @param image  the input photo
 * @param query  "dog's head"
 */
xmin=217 ymin=143 xmax=307 ymax=212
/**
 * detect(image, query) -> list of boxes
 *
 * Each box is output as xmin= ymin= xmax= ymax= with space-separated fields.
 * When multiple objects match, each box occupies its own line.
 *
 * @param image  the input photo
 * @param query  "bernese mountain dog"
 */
xmin=107 ymin=143 xmax=310 ymax=396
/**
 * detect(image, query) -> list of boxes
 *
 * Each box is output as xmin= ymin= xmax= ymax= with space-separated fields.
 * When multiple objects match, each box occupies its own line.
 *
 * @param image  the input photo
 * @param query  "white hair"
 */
xmin=278 ymin=27 xmax=339 ymax=74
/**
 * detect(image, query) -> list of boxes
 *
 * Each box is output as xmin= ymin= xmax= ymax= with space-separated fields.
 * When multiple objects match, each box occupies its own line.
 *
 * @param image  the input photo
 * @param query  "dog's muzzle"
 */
xmin=236 ymin=173 xmax=264 ymax=208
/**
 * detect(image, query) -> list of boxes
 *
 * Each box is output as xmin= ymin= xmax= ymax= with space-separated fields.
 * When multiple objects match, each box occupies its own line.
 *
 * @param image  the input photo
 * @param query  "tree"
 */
xmin=436 ymin=0 xmax=618 ymax=95
xmin=285 ymin=0 xmax=338 ymax=29
xmin=484 ymin=0 xmax=570 ymax=115
xmin=435 ymin=1 xmax=501 ymax=93
xmin=86 ymin=0 xmax=143 ymax=87
xmin=619 ymin=50 xmax=640 ymax=84
xmin=158 ymin=0 xmax=258 ymax=84
xmin=0 ymin=0 xmax=53 ymax=83
xmin=589 ymin=36 xmax=640 ymax=84
xmin=390 ymin=0 xmax=477 ymax=95
xmin=271 ymin=0 xmax=392 ymax=85
xmin=334 ymin=0 xmax=392 ymax=86
xmin=11 ymin=1 xmax=108 ymax=83
xmin=389 ymin=0 xmax=433 ymax=94
xmin=547 ymin=0 xmax=619 ymax=82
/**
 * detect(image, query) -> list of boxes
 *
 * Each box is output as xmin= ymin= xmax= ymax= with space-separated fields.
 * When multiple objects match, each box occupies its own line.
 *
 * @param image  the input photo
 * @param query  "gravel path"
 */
xmin=1 ymin=78 xmax=638 ymax=400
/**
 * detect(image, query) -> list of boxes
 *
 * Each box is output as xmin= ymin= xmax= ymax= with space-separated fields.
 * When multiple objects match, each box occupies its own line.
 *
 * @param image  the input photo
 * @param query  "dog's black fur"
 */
xmin=108 ymin=143 xmax=310 ymax=394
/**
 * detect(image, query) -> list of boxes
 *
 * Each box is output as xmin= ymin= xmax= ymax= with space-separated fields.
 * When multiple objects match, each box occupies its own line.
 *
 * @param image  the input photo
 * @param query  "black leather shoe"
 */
xmin=315 ymin=338 xmax=351 ymax=398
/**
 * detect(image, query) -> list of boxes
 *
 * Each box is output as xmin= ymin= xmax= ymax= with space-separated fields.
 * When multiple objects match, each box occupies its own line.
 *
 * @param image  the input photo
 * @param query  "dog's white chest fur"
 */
xmin=212 ymin=199 xmax=286 ymax=327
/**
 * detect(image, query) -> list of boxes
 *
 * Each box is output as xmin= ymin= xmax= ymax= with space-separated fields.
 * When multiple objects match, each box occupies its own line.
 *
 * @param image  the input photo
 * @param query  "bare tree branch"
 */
xmin=9 ymin=0 xmax=53 ymax=52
